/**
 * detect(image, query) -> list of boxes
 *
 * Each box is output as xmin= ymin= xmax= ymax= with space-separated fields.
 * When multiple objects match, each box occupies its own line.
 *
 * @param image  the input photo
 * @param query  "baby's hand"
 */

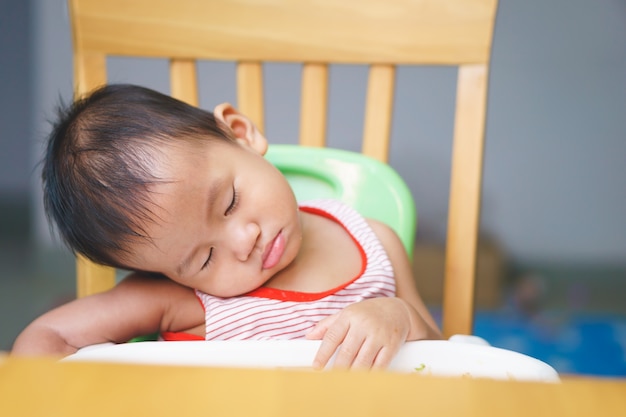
xmin=306 ymin=297 xmax=412 ymax=370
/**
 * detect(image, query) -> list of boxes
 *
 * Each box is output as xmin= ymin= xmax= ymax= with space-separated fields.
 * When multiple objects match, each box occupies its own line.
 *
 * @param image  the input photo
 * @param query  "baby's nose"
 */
xmin=232 ymin=222 xmax=261 ymax=262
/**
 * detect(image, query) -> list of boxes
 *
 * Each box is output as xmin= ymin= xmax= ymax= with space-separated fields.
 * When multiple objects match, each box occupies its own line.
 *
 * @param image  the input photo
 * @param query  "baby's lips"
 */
xmin=262 ymin=231 xmax=285 ymax=269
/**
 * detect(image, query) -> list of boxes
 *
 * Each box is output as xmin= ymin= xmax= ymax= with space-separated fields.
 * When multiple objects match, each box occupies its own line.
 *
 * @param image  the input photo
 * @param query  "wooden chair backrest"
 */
xmin=68 ymin=0 xmax=498 ymax=337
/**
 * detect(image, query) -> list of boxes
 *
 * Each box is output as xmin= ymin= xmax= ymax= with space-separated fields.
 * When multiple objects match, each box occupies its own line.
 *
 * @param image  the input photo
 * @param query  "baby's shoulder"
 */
xmin=364 ymin=218 xmax=404 ymax=254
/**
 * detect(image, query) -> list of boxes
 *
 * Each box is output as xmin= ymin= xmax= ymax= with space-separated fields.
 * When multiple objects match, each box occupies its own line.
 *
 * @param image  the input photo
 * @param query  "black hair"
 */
xmin=42 ymin=84 xmax=231 ymax=268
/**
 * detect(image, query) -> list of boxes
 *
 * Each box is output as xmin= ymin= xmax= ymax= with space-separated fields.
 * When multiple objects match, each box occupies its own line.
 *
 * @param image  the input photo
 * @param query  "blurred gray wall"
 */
xmin=2 ymin=0 xmax=625 ymax=266
xmin=0 ymin=0 xmax=33 ymax=238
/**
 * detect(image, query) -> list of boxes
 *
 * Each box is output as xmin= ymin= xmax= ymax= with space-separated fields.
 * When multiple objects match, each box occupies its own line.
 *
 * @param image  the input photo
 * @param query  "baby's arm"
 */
xmin=307 ymin=219 xmax=442 ymax=369
xmin=11 ymin=273 xmax=202 ymax=357
xmin=374 ymin=220 xmax=442 ymax=341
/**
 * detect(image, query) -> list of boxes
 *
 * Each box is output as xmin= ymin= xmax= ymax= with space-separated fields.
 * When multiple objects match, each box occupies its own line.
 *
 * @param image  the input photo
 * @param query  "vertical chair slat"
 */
xmin=74 ymin=52 xmax=107 ymax=97
xmin=362 ymin=64 xmax=395 ymax=162
xmin=299 ymin=63 xmax=328 ymax=147
xmin=73 ymin=51 xmax=117 ymax=298
xmin=236 ymin=62 xmax=264 ymax=132
xmin=77 ymin=255 xmax=116 ymax=298
xmin=443 ymin=64 xmax=489 ymax=338
xmin=170 ymin=59 xmax=199 ymax=106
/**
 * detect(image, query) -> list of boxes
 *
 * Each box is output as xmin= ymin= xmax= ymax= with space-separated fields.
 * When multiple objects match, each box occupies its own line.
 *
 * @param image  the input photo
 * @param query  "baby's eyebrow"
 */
xmin=175 ymin=176 xmax=227 ymax=277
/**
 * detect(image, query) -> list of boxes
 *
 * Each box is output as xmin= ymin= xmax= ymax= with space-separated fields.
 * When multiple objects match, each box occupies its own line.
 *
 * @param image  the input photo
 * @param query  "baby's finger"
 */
xmin=305 ymin=314 xmax=336 ymax=340
xmin=371 ymin=346 xmax=396 ymax=370
xmin=332 ymin=333 xmax=366 ymax=369
xmin=349 ymin=340 xmax=383 ymax=369
xmin=311 ymin=319 xmax=349 ymax=369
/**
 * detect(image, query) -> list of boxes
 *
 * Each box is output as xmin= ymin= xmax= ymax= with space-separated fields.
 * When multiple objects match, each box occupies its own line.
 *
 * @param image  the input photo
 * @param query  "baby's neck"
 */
xmin=261 ymin=211 xmax=362 ymax=293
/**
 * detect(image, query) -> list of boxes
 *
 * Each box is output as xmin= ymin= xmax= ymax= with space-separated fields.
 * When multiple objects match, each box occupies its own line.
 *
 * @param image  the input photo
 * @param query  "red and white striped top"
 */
xmin=164 ymin=199 xmax=395 ymax=341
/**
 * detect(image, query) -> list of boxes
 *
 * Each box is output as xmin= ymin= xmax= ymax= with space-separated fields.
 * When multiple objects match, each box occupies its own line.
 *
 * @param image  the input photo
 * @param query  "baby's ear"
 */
xmin=213 ymin=103 xmax=268 ymax=155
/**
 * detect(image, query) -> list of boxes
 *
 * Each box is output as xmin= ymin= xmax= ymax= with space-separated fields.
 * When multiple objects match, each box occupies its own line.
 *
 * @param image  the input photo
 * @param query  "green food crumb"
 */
xmin=414 ymin=363 xmax=426 ymax=372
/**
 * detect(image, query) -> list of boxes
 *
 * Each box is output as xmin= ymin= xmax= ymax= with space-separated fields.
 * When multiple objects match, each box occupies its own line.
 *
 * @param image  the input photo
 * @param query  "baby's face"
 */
xmin=123 ymin=139 xmax=302 ymax=297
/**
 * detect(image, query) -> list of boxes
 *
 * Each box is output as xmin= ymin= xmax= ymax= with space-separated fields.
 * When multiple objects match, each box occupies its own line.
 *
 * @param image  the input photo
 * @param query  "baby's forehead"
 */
xmin=143 ymin=138 xmax=212 ymax=179
xmin=144 ymin=136 xmax=204 ymax=162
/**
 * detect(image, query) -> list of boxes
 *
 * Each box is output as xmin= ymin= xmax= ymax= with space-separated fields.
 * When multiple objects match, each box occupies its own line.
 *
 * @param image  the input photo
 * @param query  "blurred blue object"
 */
xmin=472 ymin=310 xmax=626 ymax=378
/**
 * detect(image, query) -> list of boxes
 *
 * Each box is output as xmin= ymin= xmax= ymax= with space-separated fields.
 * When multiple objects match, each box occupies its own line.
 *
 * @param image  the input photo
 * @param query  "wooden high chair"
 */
xmin=68 ymin=0 xmax=498 ymax=338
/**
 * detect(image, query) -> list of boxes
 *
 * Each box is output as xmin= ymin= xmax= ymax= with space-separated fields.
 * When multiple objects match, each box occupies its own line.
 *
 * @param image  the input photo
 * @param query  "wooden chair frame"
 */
xmin=68 ymin=0 xmax=498 ymax=338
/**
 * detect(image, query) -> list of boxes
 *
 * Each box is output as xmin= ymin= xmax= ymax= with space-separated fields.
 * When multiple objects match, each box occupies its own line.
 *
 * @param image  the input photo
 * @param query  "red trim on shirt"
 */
xmin=161 ymin=331 xmax=204 ymax=341
xmin=244 ymin=205 xmax=367 ymax=302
